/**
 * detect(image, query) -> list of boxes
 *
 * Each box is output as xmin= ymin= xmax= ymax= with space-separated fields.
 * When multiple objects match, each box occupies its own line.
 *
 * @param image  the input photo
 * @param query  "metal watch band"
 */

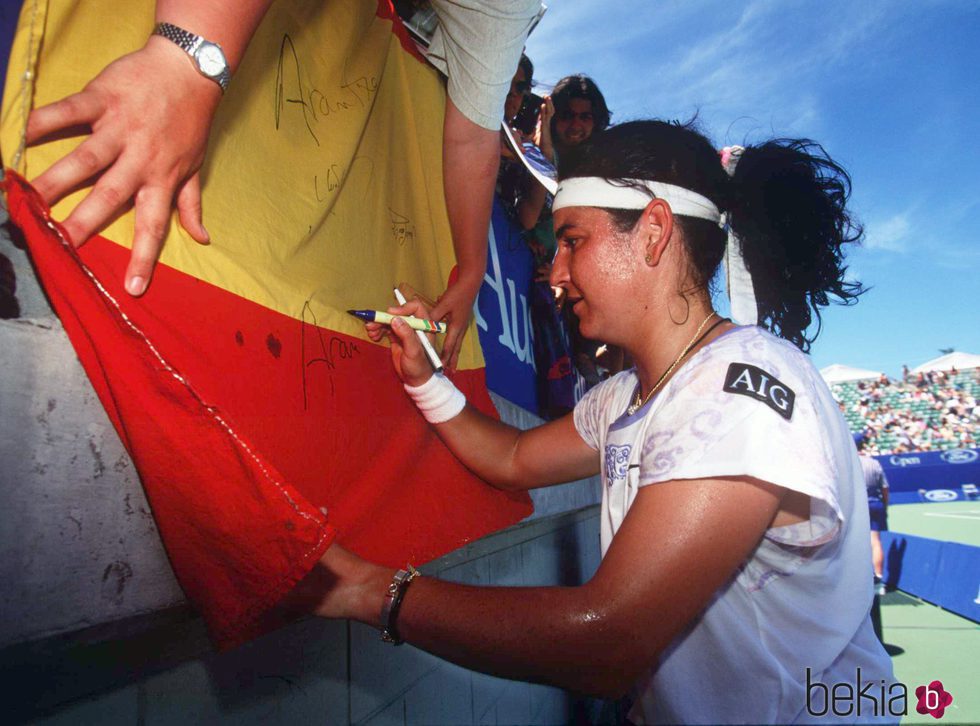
xmin=153 ymin=21 xmax=198 ymax=54
xmin=380 ymin=565 xmax=420 ymax=645
xmin=152 ymin=22 xmax=231 ymax=92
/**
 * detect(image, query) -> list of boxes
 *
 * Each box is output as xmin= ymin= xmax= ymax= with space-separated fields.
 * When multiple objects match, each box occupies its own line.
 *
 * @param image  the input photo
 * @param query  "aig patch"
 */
xmin=723 ymin=363 xmax=795 ymax=420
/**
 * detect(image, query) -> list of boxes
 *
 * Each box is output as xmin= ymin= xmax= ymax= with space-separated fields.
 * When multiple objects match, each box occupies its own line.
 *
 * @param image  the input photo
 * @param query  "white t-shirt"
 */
xmin=574 ymin=326 xmax=896 ymax=724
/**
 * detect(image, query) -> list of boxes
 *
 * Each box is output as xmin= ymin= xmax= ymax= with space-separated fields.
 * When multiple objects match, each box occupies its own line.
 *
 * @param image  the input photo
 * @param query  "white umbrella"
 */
xmin=819 ymin=364 xmax=884 ymax=384
xmin=912 ymin=352 xmax=980 ymax=373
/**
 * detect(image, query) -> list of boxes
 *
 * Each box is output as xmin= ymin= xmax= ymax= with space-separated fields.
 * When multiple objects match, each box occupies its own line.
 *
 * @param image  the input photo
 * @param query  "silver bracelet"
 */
xmin=380 ymin=564 xmax=420 ymax=645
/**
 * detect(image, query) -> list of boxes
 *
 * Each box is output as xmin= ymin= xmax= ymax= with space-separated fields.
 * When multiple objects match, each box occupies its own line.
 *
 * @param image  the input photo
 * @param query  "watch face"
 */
xmin=196 ymin=43 xmax=227 ymax=78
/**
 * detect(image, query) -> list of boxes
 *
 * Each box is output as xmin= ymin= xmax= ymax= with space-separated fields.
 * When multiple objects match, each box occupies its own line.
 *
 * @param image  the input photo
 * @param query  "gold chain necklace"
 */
xmin=627 ymin=311 xmax=717 ymax=415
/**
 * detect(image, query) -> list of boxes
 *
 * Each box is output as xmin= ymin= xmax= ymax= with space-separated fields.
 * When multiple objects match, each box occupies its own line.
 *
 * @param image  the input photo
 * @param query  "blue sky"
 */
xmin=525 ymin=1 xmax=980 ymax=376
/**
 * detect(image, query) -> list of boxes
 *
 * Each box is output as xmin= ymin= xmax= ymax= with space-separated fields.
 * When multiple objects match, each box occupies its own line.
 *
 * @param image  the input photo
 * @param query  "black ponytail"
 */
xmin=728 ymin=139 xmax=864 ymax=351
xmin=559 ymin=120 xmax=865 ymax=351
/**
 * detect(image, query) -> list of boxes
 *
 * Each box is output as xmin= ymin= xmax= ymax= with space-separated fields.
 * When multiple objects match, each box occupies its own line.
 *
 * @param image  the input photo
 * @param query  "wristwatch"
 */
xmin=152 ymin=22 xmax=231 ymax=93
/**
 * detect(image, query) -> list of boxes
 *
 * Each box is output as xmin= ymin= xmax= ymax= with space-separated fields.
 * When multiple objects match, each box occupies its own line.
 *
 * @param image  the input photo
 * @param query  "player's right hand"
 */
xmin=363 ymin=300 xmax=437 ymax=388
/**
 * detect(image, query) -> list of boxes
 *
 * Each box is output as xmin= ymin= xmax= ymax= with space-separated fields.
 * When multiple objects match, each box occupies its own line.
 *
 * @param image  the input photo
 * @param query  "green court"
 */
xmin=888 ymin=501 xmax=980 ymax=547
xmin=880 ymin=592 xmax=979 ymax=724
xmin=879 ymin=500 xmax=980 ymax=723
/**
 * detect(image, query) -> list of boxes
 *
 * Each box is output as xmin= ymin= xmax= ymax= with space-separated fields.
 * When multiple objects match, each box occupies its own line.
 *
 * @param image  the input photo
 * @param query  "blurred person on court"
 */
xmin=859 ymin=447 xmax=889 ymax=645
xmin=859 ymin=450 xmax=889 ymax=591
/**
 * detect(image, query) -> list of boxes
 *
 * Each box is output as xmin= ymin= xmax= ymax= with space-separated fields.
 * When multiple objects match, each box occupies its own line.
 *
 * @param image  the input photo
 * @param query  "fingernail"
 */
xmin=126 ymin=276 xmax=146 ymax=296
xmin=200 ymin=226 xmax=211 ymax=244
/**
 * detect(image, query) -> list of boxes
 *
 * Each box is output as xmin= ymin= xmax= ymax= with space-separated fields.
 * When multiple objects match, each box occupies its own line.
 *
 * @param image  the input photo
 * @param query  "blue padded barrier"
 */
xmin=881 ymin=532 xmax=980 ymax=623
xmin=935 ymin=541 xmax=980 ymax=622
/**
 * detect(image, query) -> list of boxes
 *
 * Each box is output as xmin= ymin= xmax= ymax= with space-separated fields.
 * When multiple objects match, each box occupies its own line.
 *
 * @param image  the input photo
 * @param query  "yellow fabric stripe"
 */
xmin=1 ymin=0 xmax=46 ymax=171
xmin=0 ymin=0 xmax=485 ymax=371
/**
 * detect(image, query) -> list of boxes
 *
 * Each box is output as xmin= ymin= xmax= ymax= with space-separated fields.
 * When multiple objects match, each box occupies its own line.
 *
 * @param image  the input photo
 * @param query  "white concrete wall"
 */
xmin=1 ymin=195 xmax=186 ymax=647
xmin=0 ymin=317 xmax=186 ymax=647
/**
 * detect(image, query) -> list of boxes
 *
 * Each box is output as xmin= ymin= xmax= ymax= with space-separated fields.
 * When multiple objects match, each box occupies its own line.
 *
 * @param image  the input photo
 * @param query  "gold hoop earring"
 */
xmin=667 ymin=293 xmax=691 ymax=325
xmin=645 ymin=254 xmax=653 ymax=265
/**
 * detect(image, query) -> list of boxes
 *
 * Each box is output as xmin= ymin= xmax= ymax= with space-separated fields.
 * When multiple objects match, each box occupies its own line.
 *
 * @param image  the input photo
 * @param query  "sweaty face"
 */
xmin=505 ymin=67 xmax=529 ymax=122
xmin=550 ymin=206 xmax=640 ymax=342
xmin=554 ymin=98 xmax=595 ymax=147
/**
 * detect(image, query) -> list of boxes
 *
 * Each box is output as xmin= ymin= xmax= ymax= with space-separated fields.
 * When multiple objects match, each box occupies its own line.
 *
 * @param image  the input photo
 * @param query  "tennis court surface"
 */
xmin=888 ymin=501 xmax=980 ymax=547
xmin=879 ymin=500 xmax=979 ymax=723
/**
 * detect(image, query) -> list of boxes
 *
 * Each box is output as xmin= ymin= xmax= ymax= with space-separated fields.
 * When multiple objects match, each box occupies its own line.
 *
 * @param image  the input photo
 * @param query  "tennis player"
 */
xmin=297 ymin=119 xmax=897 ymax=724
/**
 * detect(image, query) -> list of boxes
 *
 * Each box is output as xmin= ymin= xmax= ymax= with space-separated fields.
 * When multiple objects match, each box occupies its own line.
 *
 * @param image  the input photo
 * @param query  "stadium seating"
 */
xmin=830 ymin=368 xmax=979 ymax=455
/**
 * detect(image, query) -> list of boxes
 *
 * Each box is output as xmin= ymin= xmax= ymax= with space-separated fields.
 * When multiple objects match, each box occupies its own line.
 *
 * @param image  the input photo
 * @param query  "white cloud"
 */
xmin=865 ymin=213 xmax=911 ymax=252
xmin=527 ymin=1 xmax=911 ymax=143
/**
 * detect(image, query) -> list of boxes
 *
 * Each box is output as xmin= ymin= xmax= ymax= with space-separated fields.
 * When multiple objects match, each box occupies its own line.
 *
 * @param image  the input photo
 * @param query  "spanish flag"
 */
xmin=1 ymin=0 xmax=531 ymax=649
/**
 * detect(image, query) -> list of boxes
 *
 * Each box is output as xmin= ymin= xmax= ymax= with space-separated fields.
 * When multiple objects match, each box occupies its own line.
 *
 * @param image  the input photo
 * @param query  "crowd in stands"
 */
xmin=497 ymin=56 xmax=625 ymax=417
xmin=833 ymin=367 xmax=980 ymax=455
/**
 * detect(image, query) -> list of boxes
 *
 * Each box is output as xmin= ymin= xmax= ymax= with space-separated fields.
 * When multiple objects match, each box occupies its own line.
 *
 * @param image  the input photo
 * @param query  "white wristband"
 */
xmin=404 ymin=373 xmax=466 ymax=424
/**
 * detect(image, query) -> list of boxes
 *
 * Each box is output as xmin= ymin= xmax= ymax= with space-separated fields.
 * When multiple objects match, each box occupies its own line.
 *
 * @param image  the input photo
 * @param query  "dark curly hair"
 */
xmin=558 ymin=120 xmax=864 ymax=351
xmin=550 ymin=74 xmax=611 ymax=136
xmin=517 ymin=53 xmax=534 ymax=84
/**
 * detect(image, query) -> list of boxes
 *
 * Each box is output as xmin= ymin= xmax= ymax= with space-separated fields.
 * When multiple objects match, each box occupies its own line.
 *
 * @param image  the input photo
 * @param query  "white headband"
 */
xmin=551 ymin=177 xmax=721 ymax=224
xmin=718 ymin=145 xmax=758 ymax=326
xmin=551 ymin=164 xmax=759 ymax=326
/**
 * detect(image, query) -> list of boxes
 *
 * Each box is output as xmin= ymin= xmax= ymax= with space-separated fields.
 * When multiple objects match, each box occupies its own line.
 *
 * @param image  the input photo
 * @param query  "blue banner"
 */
xmin=475 ymin=198 xmax=538 ymax=413
xmin=874 ymin=448 xmax=980 ymax=503
xmin=882 ymin=532 xmax=980 ymax=623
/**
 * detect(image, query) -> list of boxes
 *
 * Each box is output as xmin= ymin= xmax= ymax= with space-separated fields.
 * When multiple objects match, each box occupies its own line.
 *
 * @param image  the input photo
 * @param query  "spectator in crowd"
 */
xmin=504 ymin=54 xmax=533 ymax=126
xmin=523 ymin=75 xmax=612 ymax=252
xmin=539 ymin=74 xmax=611 ymax=166
xmin=529 ymin=74 xmax=616 ymax=386
xmin=497 ymin=54 xmax=543 ymax=227
xmin=496 ymin=55 xmax=577 ymax=417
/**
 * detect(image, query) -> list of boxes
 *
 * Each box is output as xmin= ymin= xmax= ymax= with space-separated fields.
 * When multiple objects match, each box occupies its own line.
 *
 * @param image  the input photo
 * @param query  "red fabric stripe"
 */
xmin=375 ymin=0 xmax=428 ymax=63
xmin=3 ymin=172 xmax=531 ymax=648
